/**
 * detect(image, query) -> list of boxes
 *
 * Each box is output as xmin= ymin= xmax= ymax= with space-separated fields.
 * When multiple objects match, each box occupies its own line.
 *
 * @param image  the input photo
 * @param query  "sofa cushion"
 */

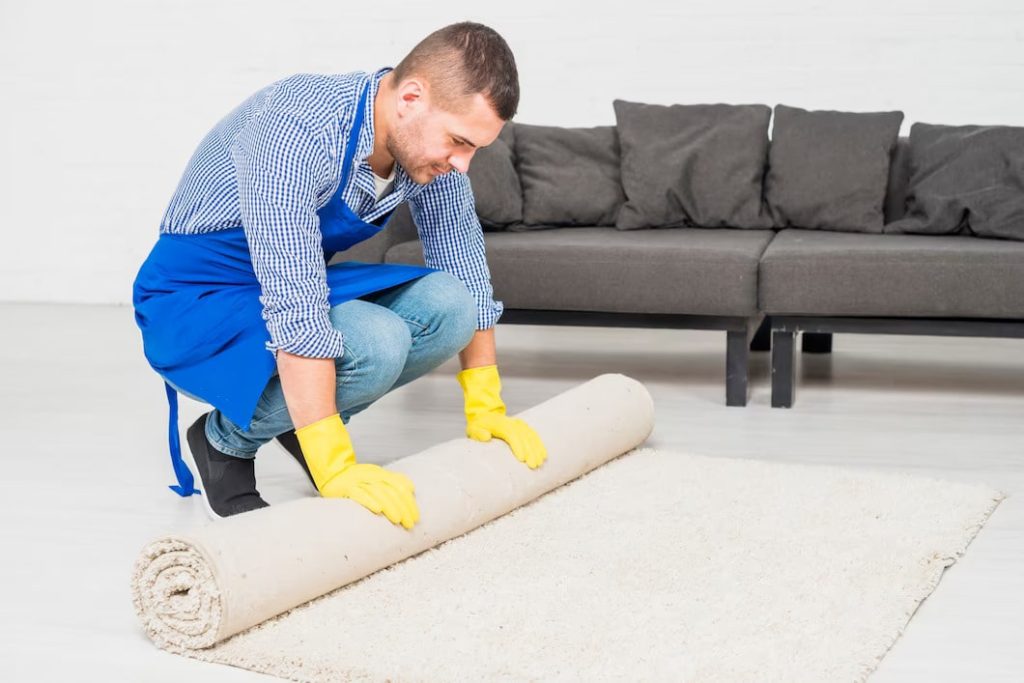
xmin=883 ymin=137 xmax=911 ymax=224
xmin=613 ymin=99 xmax=773 ymax=230
xmin=765 ymin=105 xmax=904 ymax=233
xmin=884 ymin=123 xmax=1024 ymax=240
xmin=760 ymin=228 xmax=1024 ymax=318
xmin=466 ymin=124 xmax=521 ymax=230
xmin=512 ymin=124 xmax=625 ymax=228
xmin=385 ymin=227 xmax=775 ymax=317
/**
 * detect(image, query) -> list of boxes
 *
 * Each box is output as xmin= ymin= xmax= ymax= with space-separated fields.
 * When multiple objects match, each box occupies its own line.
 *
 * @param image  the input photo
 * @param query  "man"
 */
xmin=132 ymin=22 xmax=547 ymax=528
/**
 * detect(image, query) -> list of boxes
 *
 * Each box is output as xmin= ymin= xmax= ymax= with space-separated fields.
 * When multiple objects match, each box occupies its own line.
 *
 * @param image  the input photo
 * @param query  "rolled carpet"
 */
xmin=131 ymin=373 xmax=654 ymax=652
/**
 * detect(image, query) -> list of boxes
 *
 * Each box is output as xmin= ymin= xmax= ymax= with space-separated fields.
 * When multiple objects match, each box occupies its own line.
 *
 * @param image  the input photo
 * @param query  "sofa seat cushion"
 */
xmin=385 ymin=227 xmax=775 ymax=317
xmin=760 ymin=228 xmax=1024 ymax=318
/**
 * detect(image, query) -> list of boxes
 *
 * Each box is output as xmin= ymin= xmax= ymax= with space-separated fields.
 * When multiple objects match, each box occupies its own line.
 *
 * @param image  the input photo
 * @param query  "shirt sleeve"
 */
xmin=408 ymin=171 xmax=504 ymax=329
xmin=230 ymin=109 xmax=345 ymax=358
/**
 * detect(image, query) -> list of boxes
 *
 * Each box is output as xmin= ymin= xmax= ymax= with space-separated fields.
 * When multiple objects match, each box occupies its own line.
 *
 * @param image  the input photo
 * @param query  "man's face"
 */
xmin=387 ymin=78 xmax=505 ymax=185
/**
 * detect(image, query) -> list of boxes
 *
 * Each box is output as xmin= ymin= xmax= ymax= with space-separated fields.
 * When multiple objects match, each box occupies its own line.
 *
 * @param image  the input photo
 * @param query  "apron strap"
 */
xmin=164 ymin=382 xmax=200 ymax=497
xmin=338 ymin=81 xmax=371 ymax=190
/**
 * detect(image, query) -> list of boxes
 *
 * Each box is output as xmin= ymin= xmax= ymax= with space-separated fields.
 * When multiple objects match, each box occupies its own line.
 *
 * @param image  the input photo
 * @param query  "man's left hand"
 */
xmin=456 ymin=364 xmax=547 ymax=469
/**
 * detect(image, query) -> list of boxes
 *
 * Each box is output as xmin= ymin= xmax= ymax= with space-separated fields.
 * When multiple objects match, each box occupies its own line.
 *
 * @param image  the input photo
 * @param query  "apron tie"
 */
xmin=165 ymin=382 xmax=200 ymax=497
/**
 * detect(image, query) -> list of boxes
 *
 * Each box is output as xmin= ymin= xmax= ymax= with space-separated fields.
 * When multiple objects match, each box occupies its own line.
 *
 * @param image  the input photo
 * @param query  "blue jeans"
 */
xmin=170 ymin=271 xmax=477 ymax=458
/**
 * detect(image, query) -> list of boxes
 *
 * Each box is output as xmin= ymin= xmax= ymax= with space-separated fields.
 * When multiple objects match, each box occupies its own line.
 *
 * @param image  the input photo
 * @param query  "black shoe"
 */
xmin=185 ymin=413 xmax=269 ymax=519
xmin=274 ymin=429 xmax=318 ymax=492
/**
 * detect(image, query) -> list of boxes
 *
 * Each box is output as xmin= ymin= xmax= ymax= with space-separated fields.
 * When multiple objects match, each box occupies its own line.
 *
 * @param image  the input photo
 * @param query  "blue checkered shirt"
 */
xmin=159 ymin=67 xmax=503 ymax=358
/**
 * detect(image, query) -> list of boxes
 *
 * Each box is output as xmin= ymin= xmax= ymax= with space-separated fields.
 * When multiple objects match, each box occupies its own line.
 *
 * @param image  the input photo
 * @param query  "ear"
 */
xmin=395 ymin=77 xmax=427 ymax=118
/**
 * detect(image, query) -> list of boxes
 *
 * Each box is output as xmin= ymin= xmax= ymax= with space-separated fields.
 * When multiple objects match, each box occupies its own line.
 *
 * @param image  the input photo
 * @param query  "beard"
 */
xmin=386 ymin=120 xmax=450 ymax=185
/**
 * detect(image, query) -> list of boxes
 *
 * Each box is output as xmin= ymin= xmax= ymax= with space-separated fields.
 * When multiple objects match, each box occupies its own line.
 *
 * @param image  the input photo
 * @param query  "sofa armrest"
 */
xmin=327 ymin=203 xmax=420 ymax=265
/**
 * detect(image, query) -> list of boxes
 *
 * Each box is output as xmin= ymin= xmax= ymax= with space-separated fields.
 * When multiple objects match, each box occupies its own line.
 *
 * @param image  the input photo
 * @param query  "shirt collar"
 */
xmin=352 ymin=66 xmax=414 ymax=200
xmin=356 ymin=67 xmax=390 ymax=160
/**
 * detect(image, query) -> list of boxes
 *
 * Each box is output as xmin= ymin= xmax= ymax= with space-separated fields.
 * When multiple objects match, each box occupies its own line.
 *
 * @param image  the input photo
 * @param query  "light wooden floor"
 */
xmin=2 ymin=302 xmax=1022 ymax=682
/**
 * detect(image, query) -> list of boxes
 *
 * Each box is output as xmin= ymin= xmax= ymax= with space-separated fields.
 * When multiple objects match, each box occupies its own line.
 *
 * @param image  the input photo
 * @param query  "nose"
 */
xmin=447 ymin=149 xmax=476 ymax=174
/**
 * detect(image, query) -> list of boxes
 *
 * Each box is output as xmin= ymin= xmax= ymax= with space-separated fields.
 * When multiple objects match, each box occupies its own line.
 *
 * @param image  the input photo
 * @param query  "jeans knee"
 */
xmin=421 ymin=272 xmax=478 ymax=352
xmin=454 ymin=298 xmax=478 ymax=350
xmin=337 ymin=312 xmax=411 ymax=394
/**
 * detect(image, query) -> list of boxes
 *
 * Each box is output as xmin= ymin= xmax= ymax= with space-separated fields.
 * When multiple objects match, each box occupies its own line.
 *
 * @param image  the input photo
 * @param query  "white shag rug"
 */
xmin=183 ymin=448 xmax=1003 ymax=682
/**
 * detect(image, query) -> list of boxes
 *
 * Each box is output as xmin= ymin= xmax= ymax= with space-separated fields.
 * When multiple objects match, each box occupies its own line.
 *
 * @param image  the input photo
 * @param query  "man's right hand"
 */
xmin=294 ymin=413 xmax=420 ymax=529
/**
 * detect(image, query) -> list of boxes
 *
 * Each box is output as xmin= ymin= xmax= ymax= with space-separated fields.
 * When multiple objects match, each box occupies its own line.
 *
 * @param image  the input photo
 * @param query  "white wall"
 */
xmin=3 ymin=0 xmax=1023 ymax=304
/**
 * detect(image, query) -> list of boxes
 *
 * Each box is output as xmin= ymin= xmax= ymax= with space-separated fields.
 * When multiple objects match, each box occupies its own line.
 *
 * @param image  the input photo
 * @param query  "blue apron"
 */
xmin=132 ymin=81 xmax=436 ymax=497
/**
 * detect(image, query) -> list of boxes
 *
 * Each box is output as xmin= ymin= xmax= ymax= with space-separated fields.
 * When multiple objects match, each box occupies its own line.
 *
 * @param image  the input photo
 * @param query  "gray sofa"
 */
xmin=341 ymin=110 xmax=1024 ymax=408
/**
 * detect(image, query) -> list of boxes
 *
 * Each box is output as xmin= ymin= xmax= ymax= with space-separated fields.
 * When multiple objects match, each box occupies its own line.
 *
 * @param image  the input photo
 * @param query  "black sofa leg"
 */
xmin=726 ymin=329 xmax=749 ymax=407
xmin=771 ymin=330 xmax=796 ymax=408
xmin=802 ymin=332 xmax=833 ymax=354
xmin=750 ymin=317 xmax=771 ymax=352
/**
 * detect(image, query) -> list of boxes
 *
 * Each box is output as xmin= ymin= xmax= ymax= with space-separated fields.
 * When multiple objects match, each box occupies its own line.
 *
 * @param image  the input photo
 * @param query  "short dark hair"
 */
xmin=392 ymin=22 xmax=520 ymax=120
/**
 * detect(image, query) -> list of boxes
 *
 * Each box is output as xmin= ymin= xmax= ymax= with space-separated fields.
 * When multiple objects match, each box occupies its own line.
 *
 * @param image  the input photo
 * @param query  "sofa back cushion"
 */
xmin=612 ymin=99 xmax=773 ymax=230
xmin=885 ymin=122 xmax=1024 ymax=241
xmin=466 ymin=124 xmax=521 ymax=231
xmin=884 ymin=137 xmax=912 ymax=224
xmin=764 ymin=104 xmax=904 ymax=233
xmin=512 ymin=123 xmax=625 ymax=228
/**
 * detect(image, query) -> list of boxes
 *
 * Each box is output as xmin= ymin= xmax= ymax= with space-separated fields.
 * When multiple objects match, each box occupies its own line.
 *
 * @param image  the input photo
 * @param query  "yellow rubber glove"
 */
xmin=294 ymin=413 xmax=419 ymax=529
xmin=457 ymin=364 xmax=547 ymax=469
